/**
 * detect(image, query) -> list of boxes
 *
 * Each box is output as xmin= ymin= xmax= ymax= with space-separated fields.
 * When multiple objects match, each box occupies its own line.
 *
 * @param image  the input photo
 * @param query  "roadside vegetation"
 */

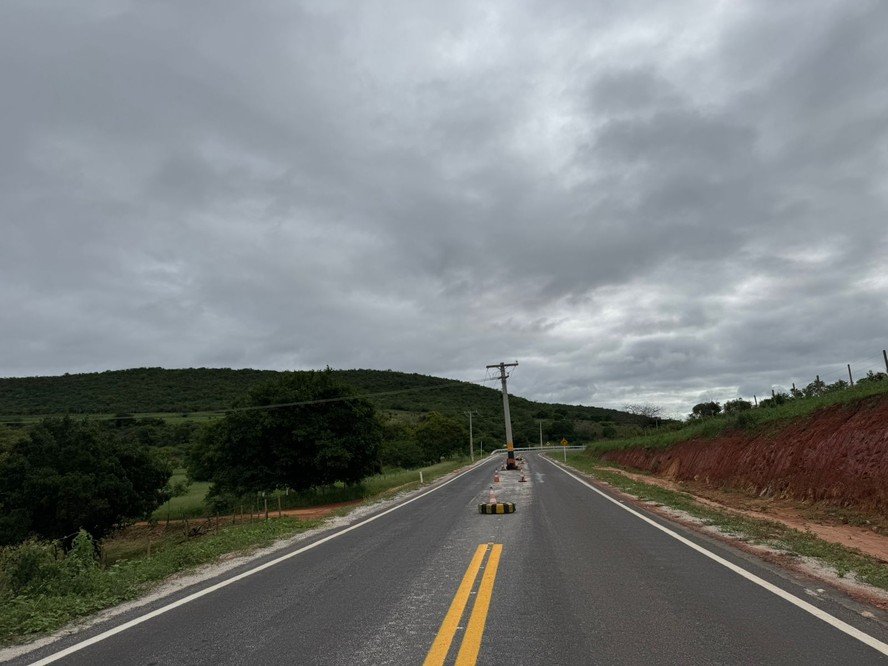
xmin=0 ymin=454 xmax=469 ymax=646
xmin=582 ymin=372 xmax=888 ymax=457
xmin=563 ymin=457 xmax=888 ymax=592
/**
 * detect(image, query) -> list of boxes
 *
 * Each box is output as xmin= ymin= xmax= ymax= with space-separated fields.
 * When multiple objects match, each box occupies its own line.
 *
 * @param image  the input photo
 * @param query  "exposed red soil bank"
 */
xmin=603 ymin=396 xmax=888 ymax=513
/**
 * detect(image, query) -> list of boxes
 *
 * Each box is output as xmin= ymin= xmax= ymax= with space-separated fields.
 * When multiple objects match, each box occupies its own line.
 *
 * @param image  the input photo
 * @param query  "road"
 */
xmin=11 ymin=453 xmax=888 ymax=665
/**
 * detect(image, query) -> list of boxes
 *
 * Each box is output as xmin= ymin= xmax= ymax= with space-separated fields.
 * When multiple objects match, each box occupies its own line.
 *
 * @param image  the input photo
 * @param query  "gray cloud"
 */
xmin=2 ymin=0 xmax=887 ymax=418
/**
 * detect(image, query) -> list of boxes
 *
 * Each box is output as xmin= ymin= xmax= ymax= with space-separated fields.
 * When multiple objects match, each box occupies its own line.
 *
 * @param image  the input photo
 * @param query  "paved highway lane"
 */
xmin=12 ymin=453 xmax=888 ymax=665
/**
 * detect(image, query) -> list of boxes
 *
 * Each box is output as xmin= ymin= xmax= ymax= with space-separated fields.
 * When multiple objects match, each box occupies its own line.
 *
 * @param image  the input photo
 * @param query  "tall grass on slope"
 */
xmin=585 ymin=379 xmax=888 ymax=457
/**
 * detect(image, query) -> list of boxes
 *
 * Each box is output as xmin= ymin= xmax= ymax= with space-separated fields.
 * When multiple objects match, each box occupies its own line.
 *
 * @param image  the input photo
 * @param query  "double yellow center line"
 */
xmin=424 ymin=543 xmax=504 ymax=666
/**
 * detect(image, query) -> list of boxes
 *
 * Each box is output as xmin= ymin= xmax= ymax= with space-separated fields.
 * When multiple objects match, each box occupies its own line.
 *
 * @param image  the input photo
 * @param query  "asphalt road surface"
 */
xmin=11 ymin=453 xmax=888 ymax=665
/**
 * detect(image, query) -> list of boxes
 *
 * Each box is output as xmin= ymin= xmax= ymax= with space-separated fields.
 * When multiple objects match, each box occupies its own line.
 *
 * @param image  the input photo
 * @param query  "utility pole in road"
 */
xmin=538 ymin=420 xmax=543 ymax=449
xmin=486 ymin=361 xmax=519 ymax=470
xmin=464 ymin=410 xmax=477 ymax=462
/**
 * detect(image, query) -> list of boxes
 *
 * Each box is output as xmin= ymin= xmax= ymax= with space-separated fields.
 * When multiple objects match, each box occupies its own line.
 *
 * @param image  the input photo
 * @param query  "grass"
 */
xmin=0 ymin=518 xmax=319 ymax=645
xmin=563 ymin=454 xmax=888 ymax=591
xmin=151 ymin=458 xmax=472 ymax=521
xmin=0 ymin=456 xmax=474 ymax=647
xmin=152 ymin=470 xmax=212 ymax=520
xmin=583 ymin=379 xmax=888 ymax=457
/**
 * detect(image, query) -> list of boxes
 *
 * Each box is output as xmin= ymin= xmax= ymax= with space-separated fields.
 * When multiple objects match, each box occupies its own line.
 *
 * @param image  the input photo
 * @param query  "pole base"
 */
xmin=478 ymin=502 xmax=516 ymax=514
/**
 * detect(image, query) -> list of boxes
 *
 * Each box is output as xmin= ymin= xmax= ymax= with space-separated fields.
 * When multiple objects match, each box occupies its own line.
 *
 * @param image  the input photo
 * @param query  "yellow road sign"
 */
xmin=560 ymin=438 xmax=568 ymax=446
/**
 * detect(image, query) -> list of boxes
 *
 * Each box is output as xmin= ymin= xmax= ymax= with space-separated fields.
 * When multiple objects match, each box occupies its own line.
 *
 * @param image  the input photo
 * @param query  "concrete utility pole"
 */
xmin=538 ymin=420 xmax=543 ymax=449
xmin=464 ymin=411 xmax=478 ymax=462
xmin=486 ymin=361 xmax=519 ymax=470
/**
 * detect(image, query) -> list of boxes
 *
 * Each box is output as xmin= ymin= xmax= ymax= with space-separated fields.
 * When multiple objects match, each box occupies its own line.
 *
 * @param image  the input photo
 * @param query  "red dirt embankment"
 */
xmin=603 ymin=396 xmax=888 ymax=513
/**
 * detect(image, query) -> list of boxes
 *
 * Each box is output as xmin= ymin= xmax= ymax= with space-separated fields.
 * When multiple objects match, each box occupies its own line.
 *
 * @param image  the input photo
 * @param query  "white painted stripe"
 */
xmin=27 ymin=458 xmax=498 ymax=666
xmin=541 ymin=455 xmax=888 ymax=657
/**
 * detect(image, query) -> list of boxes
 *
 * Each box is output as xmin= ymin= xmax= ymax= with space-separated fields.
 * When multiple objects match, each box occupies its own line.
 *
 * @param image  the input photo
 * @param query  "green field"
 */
xmin=151 ymin=470 xmax=212 ymax=520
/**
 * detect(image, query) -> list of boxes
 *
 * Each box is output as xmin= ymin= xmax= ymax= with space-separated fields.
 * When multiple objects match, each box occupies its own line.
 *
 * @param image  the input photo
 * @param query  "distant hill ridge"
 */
xmin=0 ymin=366 xmax=636 ymax=423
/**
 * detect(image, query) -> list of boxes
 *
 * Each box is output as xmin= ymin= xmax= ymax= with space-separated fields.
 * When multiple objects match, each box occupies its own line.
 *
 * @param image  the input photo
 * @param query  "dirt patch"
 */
xmin=596 ymin=466 xmax=888 ymax=563
xmin=604 ymin=396 xmax=888 ymax=513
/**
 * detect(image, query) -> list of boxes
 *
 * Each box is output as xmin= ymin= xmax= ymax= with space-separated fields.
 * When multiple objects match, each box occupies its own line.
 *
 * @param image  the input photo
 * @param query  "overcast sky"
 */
xmin=2 ymin=1 xmax=887 ymax=417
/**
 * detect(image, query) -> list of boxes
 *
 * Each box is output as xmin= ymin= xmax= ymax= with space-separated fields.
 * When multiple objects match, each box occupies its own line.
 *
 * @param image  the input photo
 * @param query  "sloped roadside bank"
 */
xmin=602 ymin=395 xmax=888 ymax=514
xmin=593 ymin=465 xmax=888 ymax=562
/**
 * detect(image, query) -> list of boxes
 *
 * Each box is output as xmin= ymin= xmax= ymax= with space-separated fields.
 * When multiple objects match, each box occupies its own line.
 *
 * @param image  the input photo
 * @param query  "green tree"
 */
xmin=379 ymin=419 xmax=425 ymax=468
xmin=0 ymin=417 xmax=171 ymax=546
xmin=690 ymin=401 xmax=721 ymax=419
xmin=196 ymin=370 xmax=382 ymax=497
xmin=803 ymin=377 xmax=827 ymax=398
xmin=545 ymin=419 xmax=575 ymax=440
xmin=413 ymin=412 xmax=467 ymax=464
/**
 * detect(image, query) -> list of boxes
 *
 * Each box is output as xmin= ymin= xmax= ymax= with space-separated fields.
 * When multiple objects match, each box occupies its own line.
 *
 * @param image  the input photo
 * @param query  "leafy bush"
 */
xmin=0 ymin=531 xmax=99 ymax=598
xmin=724 ymin=399 xmax=752 ymax=414
xmin=857 ymin=371 xmax=887 ymax=385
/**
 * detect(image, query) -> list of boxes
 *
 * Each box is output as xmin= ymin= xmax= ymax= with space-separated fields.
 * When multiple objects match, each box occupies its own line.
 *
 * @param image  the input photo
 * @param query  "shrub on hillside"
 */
xmin=857 ymin=371 xmax=887 ymax=385
xmin=759 ymin=392 xmax=789 ymax=408
xmin=690 ymin=401 xmax=721 ymax=419
xmin=723 ymin=399 xmax=752 ymax=414
xmin=0 ymin=418 xmax=171 ymax=547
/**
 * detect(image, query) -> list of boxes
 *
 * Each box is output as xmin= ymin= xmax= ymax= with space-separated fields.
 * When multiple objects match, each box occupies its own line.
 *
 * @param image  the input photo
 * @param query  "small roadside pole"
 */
xmin=419 ymin=470 xmax=424 ymax=485
xmin=561 ymin=437 xmax=568 ymax=462
xmin=848 ymin=364 xmax=854 ymax=386
xmin=479 ymin=440 xmax=483 ymax=457
xmin=539 ymin=421 xmax=543 ymax=450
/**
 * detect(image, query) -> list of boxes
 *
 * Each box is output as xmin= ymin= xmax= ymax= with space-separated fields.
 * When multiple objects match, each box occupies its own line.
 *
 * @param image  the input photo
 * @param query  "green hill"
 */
xmin=0 ymin=367 xmax=646 ymax=446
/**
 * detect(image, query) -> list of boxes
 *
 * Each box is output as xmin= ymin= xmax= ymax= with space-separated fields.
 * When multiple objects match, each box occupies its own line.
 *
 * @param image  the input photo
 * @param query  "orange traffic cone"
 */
xmin=488 ymin=486 xmax=497 ymax=503
xmin=493 ymin=472 xmax=500 ymax=483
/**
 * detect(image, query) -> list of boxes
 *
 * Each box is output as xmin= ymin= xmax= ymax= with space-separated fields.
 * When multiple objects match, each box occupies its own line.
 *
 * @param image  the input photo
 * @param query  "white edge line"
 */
xmin=540 ymin=455 xmax=888 ymax=657
xmin=28 ymin=458 xmax=498 ymax=666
